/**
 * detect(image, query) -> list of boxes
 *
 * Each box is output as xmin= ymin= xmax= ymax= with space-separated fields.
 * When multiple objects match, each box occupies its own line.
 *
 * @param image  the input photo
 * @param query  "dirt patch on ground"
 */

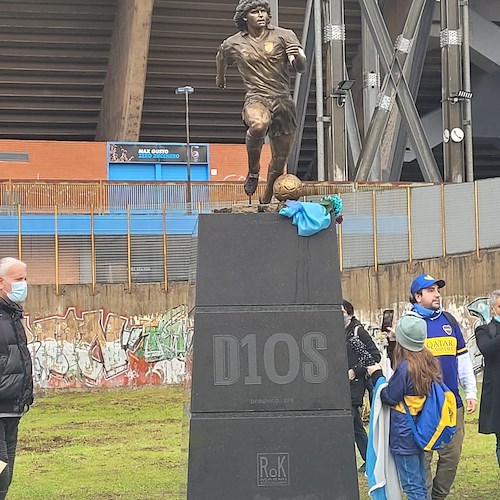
xmin=19 ymin=432 xmax=114 ymax=453
xmin=19 ymin=435 xmax=73 ymax=453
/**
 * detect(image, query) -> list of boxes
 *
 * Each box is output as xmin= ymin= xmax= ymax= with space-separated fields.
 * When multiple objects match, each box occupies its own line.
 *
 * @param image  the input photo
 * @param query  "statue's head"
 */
xmin=233 ymin=0 xmax=272 ymax=31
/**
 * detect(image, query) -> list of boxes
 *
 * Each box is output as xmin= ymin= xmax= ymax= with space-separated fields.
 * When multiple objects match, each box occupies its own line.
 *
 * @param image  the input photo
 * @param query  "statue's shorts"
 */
xmin=242 ymin=95 xmax=297 ymax=138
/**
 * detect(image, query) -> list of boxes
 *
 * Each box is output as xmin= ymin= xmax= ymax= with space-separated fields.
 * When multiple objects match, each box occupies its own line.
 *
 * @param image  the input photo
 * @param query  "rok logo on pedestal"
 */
xmin=257 ymin=453 xmax=290 ymax=487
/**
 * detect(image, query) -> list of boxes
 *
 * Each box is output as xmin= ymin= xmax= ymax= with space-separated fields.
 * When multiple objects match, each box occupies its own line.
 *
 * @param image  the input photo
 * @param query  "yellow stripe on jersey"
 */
xmin=456 ymin=346 xmax=468 ymax=355
xmin=395 ymin=395 xmax=426 ymax=415
xmin=425 ymin=336 xmax=457 ymax=356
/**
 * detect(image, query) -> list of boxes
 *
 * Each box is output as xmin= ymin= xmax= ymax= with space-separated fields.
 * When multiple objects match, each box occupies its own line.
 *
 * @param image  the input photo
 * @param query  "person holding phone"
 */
xmin=381 ymin=309 xmax=397 ymax=366
xmin=342 ymin=299 xmax=381 ymax=474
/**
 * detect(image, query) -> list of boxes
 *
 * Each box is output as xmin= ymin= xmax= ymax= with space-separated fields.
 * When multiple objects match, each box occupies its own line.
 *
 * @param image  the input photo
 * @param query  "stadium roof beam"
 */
xmin=96 ymin=0 xmax=154 ymax=141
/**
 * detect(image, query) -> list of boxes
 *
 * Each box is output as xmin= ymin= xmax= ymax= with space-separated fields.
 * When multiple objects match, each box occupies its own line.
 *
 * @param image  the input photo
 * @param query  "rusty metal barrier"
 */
xmin=0 ymin=180 xmax=431 ymax=212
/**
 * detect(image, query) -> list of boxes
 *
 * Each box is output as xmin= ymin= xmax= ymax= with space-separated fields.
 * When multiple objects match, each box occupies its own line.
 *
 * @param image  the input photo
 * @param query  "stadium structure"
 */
xmin=0 ymin=0 xmax=499 ymax=183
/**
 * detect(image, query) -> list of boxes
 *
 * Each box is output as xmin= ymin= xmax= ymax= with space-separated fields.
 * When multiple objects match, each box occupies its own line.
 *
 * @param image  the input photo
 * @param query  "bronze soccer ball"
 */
xmin=273 ymin=174 xmax=303 ymax=201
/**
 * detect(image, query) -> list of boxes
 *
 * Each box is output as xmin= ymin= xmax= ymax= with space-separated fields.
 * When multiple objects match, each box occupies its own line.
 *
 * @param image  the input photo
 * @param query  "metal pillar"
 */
xmin=288 ymin=0 xmax=314 ymax=175
xmin=441 ymin=0 xmax=466 ymax=182
xmin=356 ymin=0 xmax=429 ymax=181
xmin=314 ymin=0 xmax=326 ymax=181
xmin=462 ymin=0 xmax=474 ymax=182
xmin=175 ymin=86 xmax=194 ymax=208
xmin=361 ymin=9 xmax=381 ymax=180
xmin=355 ymin=0 xmax=441 ymax=182
xmin=324 ymin=0 xmax=347 ymax=180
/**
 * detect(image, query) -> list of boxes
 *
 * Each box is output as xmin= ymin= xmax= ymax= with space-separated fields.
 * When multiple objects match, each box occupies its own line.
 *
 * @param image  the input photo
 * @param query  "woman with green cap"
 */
xmin=367 ymin=313 xmax=442 ymax=500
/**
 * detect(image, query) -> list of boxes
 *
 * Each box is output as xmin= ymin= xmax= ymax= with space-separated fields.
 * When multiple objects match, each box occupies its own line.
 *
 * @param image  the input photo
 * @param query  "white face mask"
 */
xmin=6 ymin=281 xmax=28 ymax=303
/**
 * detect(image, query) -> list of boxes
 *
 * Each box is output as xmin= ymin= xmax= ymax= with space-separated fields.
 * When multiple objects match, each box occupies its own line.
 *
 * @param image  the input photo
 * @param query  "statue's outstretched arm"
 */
xmin=216 ymin=49 xmax=227 ymax=89
xmin=294 ymin=48 xmax=307 ymax=74
xmin=285 ymin=43 xmax=307 ymax=74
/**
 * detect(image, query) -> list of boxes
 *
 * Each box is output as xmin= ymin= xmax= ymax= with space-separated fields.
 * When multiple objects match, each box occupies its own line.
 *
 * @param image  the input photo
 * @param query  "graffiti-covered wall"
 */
xmin=23 ymin=283 xmax=192 ymax=389
xmin=26 ymin=306 xmax=190 ymax=388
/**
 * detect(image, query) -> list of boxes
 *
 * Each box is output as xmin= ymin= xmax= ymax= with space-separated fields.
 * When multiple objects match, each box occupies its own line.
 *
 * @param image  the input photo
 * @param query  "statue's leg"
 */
xmin=242 ymin=102 xmax=271 ymax=196
xmin=244 ymin=131 xmax=263 ymax=196
xmin=260 ymin=133 xmax=295 ymax=204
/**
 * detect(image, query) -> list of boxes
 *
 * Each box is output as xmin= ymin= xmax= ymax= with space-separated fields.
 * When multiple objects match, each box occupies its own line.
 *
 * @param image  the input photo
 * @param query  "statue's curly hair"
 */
xmin=233 ymin=0 xmax=272 ymax=31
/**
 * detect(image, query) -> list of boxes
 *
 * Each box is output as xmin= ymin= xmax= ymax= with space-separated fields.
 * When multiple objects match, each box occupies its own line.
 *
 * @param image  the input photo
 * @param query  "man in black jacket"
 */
xmin=0 ymin=257 xmax=33 ymax=499
xmin=476 ymin=289 xmax=500 ymax=468
xmin=342 ymin=300 xmax=381 ymax=473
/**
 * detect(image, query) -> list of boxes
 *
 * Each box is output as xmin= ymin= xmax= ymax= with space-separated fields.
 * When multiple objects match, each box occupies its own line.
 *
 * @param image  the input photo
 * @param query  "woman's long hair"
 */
xmin=393 ymin=343 xmax=442 ymax=395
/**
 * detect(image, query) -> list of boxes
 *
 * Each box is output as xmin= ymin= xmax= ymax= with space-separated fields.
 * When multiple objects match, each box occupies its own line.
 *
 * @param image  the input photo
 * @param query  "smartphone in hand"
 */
xmin=381 ymin=309 xmax=394 ymax=332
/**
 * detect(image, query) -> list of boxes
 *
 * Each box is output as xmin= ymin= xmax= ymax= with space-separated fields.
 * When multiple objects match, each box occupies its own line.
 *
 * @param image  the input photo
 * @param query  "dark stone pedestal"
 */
xmin=187 ymin=213 xmax=359 ymax=500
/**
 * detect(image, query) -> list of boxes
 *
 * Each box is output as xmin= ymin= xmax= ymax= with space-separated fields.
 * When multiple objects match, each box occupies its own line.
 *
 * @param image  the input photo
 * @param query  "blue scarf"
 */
xmin=413 ymin=303 xmax=442 ymax=319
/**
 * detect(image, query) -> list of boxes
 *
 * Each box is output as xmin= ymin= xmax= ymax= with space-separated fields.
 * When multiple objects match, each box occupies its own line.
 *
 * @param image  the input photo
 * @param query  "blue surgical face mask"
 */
xmin=6 ymin=281 xmax=28 ymax=303
xmin=494 ymin=315 xmax=500 ymax=323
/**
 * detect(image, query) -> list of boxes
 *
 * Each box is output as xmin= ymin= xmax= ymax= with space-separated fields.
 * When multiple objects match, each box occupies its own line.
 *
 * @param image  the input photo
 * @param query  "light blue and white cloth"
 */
xmin=279 ymin=200 xmax=331 ymax=237
xmin=366 ymin=377 xmax=402 ymax=500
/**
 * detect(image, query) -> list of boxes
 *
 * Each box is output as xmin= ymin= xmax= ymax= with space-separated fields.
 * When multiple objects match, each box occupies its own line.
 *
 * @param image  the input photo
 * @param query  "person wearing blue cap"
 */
xmin=409 ymin=273 xmax=477 ymax=500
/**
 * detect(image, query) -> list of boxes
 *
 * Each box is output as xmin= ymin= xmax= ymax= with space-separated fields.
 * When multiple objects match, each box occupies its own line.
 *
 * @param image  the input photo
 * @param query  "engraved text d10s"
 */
xmin=213 ymin=332 xmax=328 ymax=386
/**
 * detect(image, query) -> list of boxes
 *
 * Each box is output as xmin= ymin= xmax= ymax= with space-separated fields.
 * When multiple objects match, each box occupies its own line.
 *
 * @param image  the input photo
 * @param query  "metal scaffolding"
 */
xmin=292 ymin=0 xmax=473 ymax=183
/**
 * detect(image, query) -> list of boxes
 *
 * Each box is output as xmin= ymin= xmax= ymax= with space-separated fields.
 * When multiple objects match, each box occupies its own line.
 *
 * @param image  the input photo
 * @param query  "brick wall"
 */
xmin=0 ymin=140 xmax=272 ymax=182
xmin=0 ymin=140 xmax=107 ymax=180
xmin=209 ymin=143 xmax=272 ymax=181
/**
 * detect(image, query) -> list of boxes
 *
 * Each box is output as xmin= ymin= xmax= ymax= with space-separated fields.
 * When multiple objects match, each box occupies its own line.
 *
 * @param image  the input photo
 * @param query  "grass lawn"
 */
xmin=11 ymin=386 xmax=186 ymax=499
xmin=9 ymin=385 xmax=500 ymax=499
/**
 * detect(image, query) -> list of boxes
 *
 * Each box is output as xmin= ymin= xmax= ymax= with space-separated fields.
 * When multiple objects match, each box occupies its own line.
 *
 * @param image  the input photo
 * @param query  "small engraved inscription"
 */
xmin=257 ymin=453 xmax=290 ymax=487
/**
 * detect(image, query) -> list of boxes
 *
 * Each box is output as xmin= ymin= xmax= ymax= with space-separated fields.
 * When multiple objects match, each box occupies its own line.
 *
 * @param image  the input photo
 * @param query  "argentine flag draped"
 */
xmin=366 ymin=377 xmax=402 ymax=500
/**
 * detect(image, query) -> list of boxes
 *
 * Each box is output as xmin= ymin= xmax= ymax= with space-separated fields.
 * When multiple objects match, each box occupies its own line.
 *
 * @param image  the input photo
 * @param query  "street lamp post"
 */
xmin=175 ymin=85 xmax=194 ymax=209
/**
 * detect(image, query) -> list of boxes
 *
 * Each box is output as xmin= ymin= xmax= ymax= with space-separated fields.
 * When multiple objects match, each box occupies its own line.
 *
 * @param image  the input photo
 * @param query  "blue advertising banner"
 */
xmin=109 ymin=142 xmax=208 ymax=164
